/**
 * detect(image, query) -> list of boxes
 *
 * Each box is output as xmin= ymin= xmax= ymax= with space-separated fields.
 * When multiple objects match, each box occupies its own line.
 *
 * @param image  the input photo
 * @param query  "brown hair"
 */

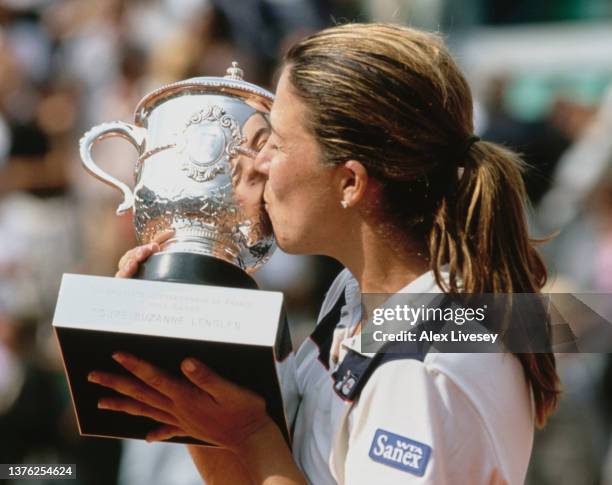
xmin=285 ymin=23 xmax=559 ymax=426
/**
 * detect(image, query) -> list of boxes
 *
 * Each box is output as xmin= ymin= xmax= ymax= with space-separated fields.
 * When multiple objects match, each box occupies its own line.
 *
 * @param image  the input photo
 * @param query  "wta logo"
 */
xmin=368 ymin=429 xmax=432 ymax=476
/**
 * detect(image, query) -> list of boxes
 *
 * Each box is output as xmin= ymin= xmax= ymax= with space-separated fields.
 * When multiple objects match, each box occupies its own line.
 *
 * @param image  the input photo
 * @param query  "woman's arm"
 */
xmin=236 ymin=421 xmax=306 ymax=485
xmin=187 ymin=446 xmax=254 ymax=485
xmin=188 ymin=427 xmax=306 ymax=485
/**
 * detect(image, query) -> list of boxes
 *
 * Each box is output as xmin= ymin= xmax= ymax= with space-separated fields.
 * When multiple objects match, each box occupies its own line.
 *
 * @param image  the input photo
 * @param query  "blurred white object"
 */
xmin=458 ymin=22 xmax=612 ymax=94
xmin=0 ymin=343 xmax=24 ymax=415
xmin=0 ymin=113 xmax=9 ymax=169
xmin=361 ymin=0 xmax=444 ymax=31
xmin=7 ymin=20 xmax=51 ymax=83
xmin=537 ymin=84 xmax=612 ymax=231
xmin=0 ymin=0 xmax=52 ymax=9
xmin=118 ymin=441 xmax=202 ymax=485
xmin=254 ymin=249 xmax=315 ymax=293
xmin=0 ymin=192 xmax=80 ymax=317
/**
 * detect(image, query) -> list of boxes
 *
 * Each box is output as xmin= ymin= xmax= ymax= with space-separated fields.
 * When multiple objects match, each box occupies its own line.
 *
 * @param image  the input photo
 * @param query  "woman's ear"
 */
xmin=339 ymin=160 xmax=369 ymax=208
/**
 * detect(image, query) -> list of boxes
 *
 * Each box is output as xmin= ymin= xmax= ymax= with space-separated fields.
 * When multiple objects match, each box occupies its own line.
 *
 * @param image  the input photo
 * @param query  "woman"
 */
xmin=89 ymin=23 xmax=560 ymax=484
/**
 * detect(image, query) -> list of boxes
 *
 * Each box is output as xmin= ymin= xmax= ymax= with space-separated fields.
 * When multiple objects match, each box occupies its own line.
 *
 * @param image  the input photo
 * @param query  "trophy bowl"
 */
xmin=79 ymin=62 xmax=275 ymax=288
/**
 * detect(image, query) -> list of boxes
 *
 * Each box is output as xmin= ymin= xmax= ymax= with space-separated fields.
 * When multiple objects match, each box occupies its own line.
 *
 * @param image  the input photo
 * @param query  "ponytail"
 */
xmin=429 ymin=140 xmax=560 ymax=426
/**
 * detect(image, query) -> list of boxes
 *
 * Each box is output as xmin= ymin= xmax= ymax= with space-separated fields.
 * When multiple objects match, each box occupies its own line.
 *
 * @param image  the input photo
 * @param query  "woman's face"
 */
xmin=255 ymin=67 xmax=343 ymax=255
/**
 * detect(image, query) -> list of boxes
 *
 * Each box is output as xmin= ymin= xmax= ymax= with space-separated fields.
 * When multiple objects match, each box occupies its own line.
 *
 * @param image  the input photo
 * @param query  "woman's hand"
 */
xmin=88 ymin=353 xmax=271 ymax=447
xmin=88 ymin=354 xmax=305 ymax=483
xmin=115 ymin=230 xmax=174 ymax=278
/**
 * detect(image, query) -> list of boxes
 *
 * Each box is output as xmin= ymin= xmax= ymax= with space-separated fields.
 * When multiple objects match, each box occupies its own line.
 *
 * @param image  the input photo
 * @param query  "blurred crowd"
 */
xmin=0 ymin=1 xmax=611 ymax=484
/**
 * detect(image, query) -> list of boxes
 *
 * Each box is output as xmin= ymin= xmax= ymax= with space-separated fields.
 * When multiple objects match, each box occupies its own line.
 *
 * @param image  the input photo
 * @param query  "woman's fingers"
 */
xmin=115 ymin=230 xmax=174 ymax=278
xmin=181 ymin=358 xmax=250 ymax=403
xmin=117 ymin=245 xmax=149 ymax=271
xmin=112 ymin=352 xmax=182 ymax=398
xmin=116 ymin=243 xmax=158 ymax=278
xmin=88 ymin=370 xmax=172 ymax=411
xmin=115 ymin=258 xmax=139 ymax=278
xmin=152 ymin=229 xmax=175 ymax=245
xmin=146 ymin=424 xmax=189 ymax=443
xmin=98 ymin=396 xmax=180 ymax=426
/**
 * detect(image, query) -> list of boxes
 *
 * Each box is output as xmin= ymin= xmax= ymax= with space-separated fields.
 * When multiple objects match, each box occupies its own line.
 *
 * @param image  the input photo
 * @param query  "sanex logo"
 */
xmin=368 ymin=429 xmax=431 ymax=476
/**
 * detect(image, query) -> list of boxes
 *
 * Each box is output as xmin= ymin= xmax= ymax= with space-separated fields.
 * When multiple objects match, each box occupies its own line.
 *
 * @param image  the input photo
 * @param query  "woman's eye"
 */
xmin=256 ymin=138 xmax=269 ymax=151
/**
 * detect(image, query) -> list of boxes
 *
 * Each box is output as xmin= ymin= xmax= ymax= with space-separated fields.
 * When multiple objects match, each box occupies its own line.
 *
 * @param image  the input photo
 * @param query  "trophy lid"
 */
xmin=134 ymin=62 xmax=274 ymax=125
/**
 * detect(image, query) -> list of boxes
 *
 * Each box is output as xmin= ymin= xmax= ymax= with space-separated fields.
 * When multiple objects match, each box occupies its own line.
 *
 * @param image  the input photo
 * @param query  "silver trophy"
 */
xmin=53 ymin=64 xmax=290 ymax=444
xmin=79 ymin=62 xmax=275 ymax=288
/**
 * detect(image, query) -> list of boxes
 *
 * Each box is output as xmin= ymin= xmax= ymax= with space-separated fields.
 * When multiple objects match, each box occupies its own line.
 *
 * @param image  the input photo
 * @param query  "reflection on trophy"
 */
xmin=52 ymin=64 xmax=290 ymax=445
xmin=79 ymin=61 xmax=275 ymax=288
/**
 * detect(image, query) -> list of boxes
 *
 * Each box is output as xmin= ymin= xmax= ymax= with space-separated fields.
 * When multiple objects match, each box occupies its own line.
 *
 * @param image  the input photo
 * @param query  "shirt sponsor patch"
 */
xmin=368 ymin=428 xmax=431 ymax=477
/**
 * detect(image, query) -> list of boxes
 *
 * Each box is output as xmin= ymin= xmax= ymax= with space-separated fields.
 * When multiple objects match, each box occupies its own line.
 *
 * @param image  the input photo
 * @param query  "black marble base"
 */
xmin=136 ymin=252 xmax=258 ymax=289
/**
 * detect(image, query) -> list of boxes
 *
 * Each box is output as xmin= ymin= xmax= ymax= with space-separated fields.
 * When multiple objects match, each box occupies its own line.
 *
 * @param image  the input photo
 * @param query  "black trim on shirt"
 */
xmin=310 ymin=292 xmax=347 ymax=370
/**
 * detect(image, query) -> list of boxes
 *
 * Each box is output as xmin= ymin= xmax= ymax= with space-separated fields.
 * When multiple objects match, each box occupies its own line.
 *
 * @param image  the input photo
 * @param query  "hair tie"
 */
xmin=459 ymin=135 xmax=480 ymax=160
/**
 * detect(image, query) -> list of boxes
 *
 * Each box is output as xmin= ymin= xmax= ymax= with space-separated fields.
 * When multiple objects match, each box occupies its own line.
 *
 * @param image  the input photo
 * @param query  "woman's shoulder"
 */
xmin=433 ymin=352 xmax=532 ymax=429
xmin=316 ymin=267 xmax=355 ymax=321
xmin=338 ymin=352 xmax=534 ymax=484
xmin=360 ymin=351 xmax=532 ymax=424
xmin=425 ymin=352 xmax=533 ymax=427
xmin=379 ymin=352 xmax=534 ymax=438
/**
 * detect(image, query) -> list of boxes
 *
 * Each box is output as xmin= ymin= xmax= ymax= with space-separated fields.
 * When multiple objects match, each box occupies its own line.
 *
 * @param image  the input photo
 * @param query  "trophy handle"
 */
xmin=79 ymin=121 xmax=147 ymax=215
